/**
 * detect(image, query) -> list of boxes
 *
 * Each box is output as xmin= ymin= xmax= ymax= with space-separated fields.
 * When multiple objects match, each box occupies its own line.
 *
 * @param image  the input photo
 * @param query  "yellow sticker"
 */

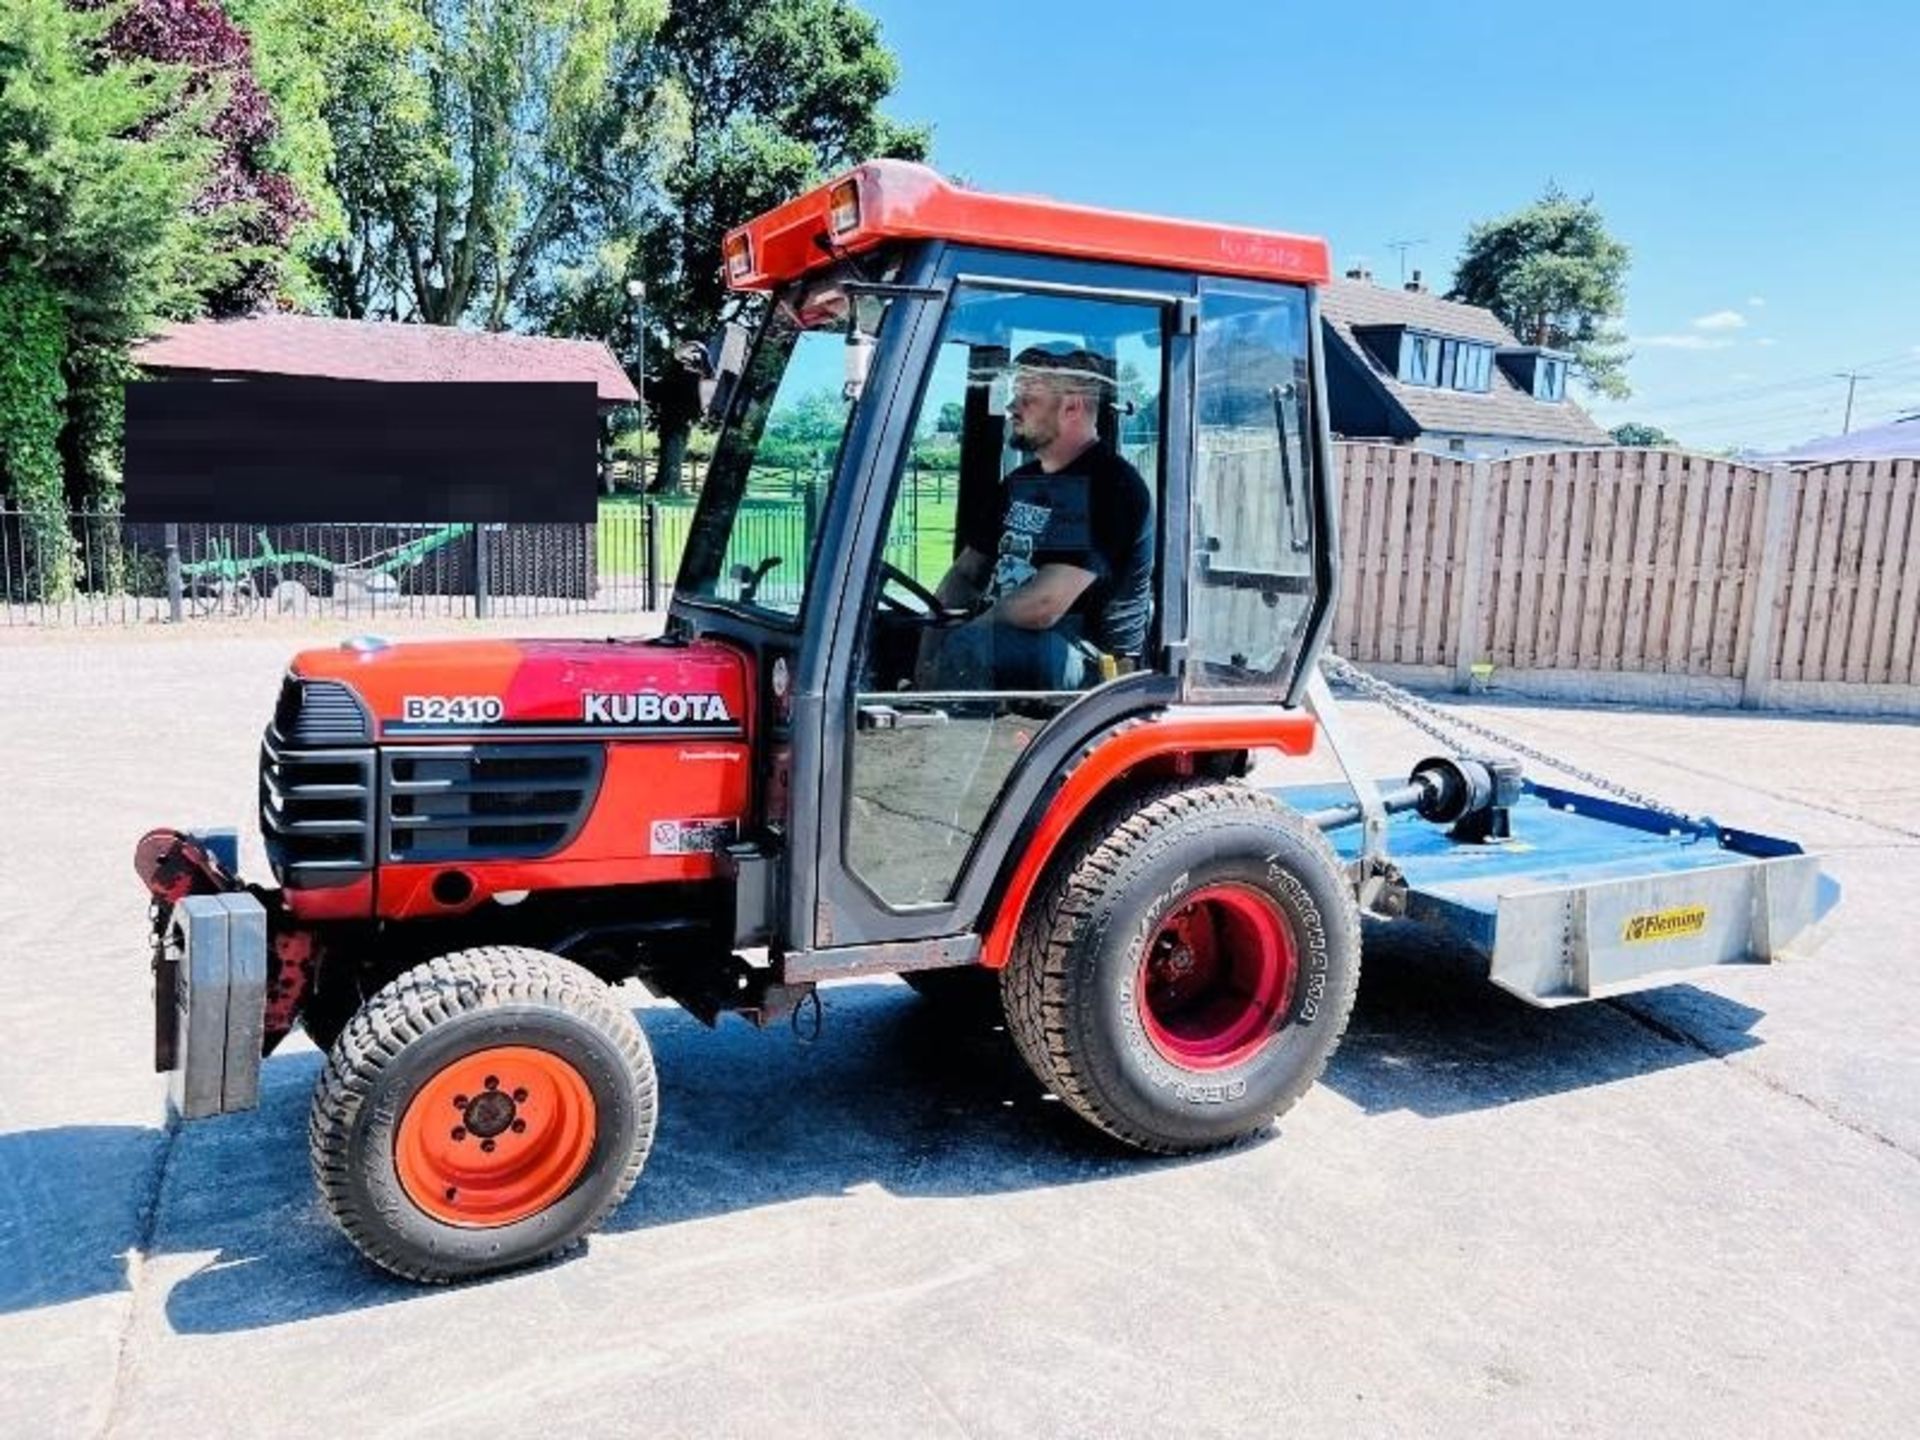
xmin=1622 ymin=906 xmax=1708 ymax=944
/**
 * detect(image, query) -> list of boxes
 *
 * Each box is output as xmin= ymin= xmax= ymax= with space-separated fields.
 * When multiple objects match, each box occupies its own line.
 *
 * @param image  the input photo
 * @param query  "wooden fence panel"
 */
xmin=1552 ymin=449 xmax=1592 ymax=668
xmin=1726 ymin=465 xmax=1768 ymax=677
xmin=1331 ymin=444 xmax=1472 ymax=666
xmin=1870 ymin=463 xmax=1919 ymax=683
xmin=1329 ymin=444 xmax=1915 ymax=691
xmin=1420 ymin=459 xmax=1459 ymax=664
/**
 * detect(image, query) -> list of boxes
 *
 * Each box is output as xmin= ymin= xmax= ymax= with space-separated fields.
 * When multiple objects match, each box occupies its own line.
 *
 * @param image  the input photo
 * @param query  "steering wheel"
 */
xmin=877 ymin=561 xmax=973 ymax=627
xmin=733 ymin=556 xmax=784 ymax=603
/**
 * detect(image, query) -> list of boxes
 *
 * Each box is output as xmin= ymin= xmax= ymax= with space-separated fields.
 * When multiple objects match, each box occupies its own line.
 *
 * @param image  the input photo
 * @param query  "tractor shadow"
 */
xmin=1323 ymin=919 xmax=1766 ymax=1118
xmin=0 ymin=960 xmax=1764 ymax=1334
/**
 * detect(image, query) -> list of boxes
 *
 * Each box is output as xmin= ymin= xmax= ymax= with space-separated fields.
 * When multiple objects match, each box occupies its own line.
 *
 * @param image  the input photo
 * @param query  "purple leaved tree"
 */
xmin=88 ymin=0 xmax=308 ymax=314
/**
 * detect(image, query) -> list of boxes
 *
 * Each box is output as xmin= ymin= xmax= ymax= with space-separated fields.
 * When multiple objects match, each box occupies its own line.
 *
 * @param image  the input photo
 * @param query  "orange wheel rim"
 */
xmin=395 ymin=1046 xmax=598 ymax=1228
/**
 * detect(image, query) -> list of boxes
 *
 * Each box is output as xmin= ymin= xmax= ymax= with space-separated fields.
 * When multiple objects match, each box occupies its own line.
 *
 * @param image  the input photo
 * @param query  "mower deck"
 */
xmin=1271 ymin=778 xmax=1839 ymax=1007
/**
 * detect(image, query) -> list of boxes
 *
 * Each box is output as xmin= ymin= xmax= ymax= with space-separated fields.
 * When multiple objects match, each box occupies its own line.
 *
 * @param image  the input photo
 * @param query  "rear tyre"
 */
xmin=309 ymin=947 xmax=655 ymax=1282
xmin=1001 ymin=782 xmax=1360 ymax=1153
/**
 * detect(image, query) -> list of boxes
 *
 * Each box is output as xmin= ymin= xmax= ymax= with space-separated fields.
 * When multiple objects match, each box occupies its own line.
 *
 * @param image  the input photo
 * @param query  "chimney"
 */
xmin=1344 ymin=265 xmax=1374 ymax=284
xmin=1405 ymin=268 xmax=1427 ymax=294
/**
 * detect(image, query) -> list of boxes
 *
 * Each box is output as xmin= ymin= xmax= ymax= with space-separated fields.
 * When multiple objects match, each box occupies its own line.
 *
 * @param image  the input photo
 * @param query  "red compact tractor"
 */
xmin=138 ymin=163 xmax=1833 ymax=1281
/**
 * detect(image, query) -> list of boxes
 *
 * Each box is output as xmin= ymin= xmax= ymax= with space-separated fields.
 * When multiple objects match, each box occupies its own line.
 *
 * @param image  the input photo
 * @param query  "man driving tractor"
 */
xmin=922 ymin=342 xmax=1154 ymax=691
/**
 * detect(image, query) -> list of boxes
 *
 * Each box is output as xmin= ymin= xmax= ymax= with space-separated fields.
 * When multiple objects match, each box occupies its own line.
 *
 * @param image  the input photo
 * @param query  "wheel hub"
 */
xmin=462 ymin=1086 xmax=517 ymax=1138
xmin=1136 ymin=883 xmax=1298 ymax=1071
xmin=395 ymin=1046 xmax=598 ymax=1228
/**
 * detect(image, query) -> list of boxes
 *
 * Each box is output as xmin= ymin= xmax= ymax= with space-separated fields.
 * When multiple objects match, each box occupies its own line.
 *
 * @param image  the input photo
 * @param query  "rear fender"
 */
xmin=980 ymin=709 xmax=1317 ymax=969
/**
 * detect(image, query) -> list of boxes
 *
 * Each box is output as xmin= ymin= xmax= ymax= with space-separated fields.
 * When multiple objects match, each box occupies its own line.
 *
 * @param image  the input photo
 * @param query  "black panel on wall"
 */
xmin=124 ymin=379 xmax=599 ymax=523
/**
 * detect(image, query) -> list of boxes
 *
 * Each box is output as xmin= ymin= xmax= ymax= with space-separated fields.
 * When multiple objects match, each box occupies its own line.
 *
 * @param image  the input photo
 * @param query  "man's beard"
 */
xmin=1008 ymin=420 xmax=1045 ymax=453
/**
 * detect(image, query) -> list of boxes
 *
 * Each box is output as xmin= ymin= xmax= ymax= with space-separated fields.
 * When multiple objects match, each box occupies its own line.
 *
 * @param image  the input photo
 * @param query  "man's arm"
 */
xmin=935 ymin=547 xmax=992 ymax=609
xmin=993 ymin=562 xmax=1094 ymax=630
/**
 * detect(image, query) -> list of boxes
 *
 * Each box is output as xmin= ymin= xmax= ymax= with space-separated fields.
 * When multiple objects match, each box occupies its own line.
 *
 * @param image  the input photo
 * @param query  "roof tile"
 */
xmin=136 ymin=314 xmax=639 ymax=406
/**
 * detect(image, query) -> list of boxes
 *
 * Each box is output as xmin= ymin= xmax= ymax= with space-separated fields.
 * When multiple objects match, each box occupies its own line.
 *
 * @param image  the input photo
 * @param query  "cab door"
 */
xmin=791 ymin=250 xmax=1194 ymax=970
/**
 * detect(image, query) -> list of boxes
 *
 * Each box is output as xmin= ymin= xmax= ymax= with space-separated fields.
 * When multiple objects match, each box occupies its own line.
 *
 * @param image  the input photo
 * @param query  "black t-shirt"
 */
xmin=960 ymin=443 xmax=1153 ymax=656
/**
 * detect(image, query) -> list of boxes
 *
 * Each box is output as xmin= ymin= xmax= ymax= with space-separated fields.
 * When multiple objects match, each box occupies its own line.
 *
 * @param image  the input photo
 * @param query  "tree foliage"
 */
xmin=298 ymin=0 xmax=671 ymax=328
xmin=0 ymin=258 xmax=74 ymax=596
xmin=93 ymin=0 xmax=311 ymax=314
xmin=1448 ymin=184 xmax=1631 ymax=400
xmin=1610 ymin=421 xmax=1674 ymax=447
xmin=627 ymin=0 xmax=929 ymax=488
xmin=1 ymin=0 xmax=216 ymax=351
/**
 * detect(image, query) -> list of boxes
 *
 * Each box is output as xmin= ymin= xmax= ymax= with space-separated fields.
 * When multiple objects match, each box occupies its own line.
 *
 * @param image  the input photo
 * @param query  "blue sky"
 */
xmin=863 ymin=0 xmax=1920 ymax=452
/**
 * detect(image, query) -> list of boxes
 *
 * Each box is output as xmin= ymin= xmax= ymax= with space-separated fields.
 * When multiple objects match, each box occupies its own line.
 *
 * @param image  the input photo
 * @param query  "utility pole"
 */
xmin=1386 ymin=238 xmax=1427 ymax=286
xmin=1835 ymin=369 xmax=1870 ymax=434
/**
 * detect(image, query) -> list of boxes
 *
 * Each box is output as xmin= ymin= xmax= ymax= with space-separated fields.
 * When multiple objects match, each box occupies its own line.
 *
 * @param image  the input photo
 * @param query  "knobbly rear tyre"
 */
xmin=309 ymin=947 xmax=655 ymax=1283
xmin=1000 ymin=782 xmax=1360 ymax=1153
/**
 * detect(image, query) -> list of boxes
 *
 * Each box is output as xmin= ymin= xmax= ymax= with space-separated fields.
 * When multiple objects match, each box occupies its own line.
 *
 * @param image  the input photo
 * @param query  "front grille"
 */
xmin=272 ymin=676 xmax=372 ymax=746
xmin=260 ymin=732 xmax=376 ymax=885
xmin=382 ymin=745 xmax=604 ymax=863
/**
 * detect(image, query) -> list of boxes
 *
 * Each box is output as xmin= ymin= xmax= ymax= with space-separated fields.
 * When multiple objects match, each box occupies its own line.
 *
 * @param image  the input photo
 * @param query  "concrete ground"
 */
xmin=1 ymin=619 xmax=1915 ymax=1439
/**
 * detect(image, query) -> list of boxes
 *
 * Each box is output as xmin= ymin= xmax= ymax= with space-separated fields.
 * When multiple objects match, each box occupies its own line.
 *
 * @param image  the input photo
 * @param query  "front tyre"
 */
xmin=309 ymin=947 xmax=655 ymax=1282
xmin=1001 ymin=782 xmax=1360 ymax=1153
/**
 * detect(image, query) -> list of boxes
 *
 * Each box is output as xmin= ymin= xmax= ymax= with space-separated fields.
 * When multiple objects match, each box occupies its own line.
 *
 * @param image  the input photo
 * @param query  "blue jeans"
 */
xmin=927 ymin=614 xmax=1092 ymax=691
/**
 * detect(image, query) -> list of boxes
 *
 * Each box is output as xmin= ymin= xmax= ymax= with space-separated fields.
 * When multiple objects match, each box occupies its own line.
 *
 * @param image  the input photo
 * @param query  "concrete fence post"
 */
xmin=1451 ymin=459 xmax=1496 ymax=692
xmin=1741 ymin=464 xmax=1799 ymax=709
xmin=163 ymin=523 xmax=184 ymax=623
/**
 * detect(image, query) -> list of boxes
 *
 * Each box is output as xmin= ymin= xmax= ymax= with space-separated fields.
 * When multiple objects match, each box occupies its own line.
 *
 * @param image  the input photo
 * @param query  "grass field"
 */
xmin=597 ymin=471 xmax=960 ymax=597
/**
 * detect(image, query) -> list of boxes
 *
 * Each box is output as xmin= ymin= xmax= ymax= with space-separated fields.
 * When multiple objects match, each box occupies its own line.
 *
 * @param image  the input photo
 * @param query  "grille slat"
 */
xmin=381 ymin=745 xmax=603 ymax=863
xmin=260 ymin=734 xmax=376 ymax=885
xmin=272 ymin=676 xmax=372 ymax=746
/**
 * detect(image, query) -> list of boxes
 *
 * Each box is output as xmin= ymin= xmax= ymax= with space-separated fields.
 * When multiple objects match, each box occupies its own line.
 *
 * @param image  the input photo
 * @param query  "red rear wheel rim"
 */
xmin=395 ymin=1046 xmax=598 ymax=1228
xmin=1136 ymin=883 xmax=1297 ymax=1071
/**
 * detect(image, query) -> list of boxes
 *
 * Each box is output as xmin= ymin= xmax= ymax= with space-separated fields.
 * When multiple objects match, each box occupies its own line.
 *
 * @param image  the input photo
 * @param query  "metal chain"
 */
xmin=1317 ymin=653 xmax=1705 ymax=826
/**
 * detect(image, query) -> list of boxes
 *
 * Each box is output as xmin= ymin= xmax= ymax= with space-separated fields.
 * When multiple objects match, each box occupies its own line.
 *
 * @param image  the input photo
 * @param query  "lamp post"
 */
xmin=625 ymin=278 xmax=647 ymax=488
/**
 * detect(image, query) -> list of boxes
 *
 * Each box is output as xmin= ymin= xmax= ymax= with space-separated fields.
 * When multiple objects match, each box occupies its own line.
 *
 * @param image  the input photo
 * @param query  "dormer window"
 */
xmin=1497 ymin=347 xmax=1571 ymax=402
xmin=1355 ymin=325 xmax=1495 ymax=392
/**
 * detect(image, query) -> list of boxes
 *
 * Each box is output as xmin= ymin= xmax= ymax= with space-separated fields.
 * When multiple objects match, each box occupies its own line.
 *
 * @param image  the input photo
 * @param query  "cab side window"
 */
xmin=843 ymin=284 xmax=1167 ymax=908
xmin=1188 ymin=283 xmax=1318 ymax=696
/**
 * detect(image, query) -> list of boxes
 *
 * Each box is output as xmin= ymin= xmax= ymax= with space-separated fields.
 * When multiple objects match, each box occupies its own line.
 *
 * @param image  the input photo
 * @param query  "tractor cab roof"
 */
xmin=722 ymin=160 xmax=1330 ymax=293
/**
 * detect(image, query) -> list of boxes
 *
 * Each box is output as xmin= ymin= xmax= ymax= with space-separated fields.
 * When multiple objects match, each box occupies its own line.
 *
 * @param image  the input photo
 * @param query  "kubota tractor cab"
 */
xmin=137 ymin=162 xmax=1834 ymax=1282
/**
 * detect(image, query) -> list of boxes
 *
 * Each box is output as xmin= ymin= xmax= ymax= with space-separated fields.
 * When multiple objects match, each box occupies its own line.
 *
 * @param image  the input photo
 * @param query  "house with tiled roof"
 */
xmin=1318 ymin=270 xmax=1609 ymax=457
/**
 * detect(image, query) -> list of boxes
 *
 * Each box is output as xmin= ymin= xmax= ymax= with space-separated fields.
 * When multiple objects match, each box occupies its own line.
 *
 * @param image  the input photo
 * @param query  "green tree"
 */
xmin=1 ymin=0 xmax=221 ymax=596
xmin=614 ymin=0 xmax=929 ymax=491
xmin=1448 ymin=184 xmax=1632 ymax=400
xmin=296 ymin=0 xmax=670 ymax=328
xmin=1610 ymin=422 xmax=1675 ymax=447
xmin=758 ymin=387 xmax=849 ymax=469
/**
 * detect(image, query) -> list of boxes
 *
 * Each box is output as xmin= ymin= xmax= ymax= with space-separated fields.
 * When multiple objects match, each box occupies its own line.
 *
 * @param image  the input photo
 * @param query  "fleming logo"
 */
xmin=583 ymin=692 xmax=733 ymax=725
xmin=1622 ymin=906 xmax=1708 ymax=944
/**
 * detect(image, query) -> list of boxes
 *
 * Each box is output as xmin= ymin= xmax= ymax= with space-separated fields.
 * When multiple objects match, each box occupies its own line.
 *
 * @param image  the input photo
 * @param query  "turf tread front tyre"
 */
xmin=309 ymin=946 xmax=655 ymax=1283
xmin=1000 ymin=781 xmax=1360 ymax=1153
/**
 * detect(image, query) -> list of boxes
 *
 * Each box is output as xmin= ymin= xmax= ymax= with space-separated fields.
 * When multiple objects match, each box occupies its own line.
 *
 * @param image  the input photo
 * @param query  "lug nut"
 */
xmin=484 ymin=1075 xmax=499 ymax=1090
xmin=512 ymin=1088 xmax=528 ymax=1102
xmin=510 ymin=1119 xmax=527 ymax=1134
xmin=481 ymin=1139 xmax=496 ymax=1153
xmin=453 ymin=1094 xmax=469 ymax=1108
xmin=444 ymin=1186 xmax=457 ymax=1201
xmin=451 ymin=1127 xmax=466 ymax=1141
